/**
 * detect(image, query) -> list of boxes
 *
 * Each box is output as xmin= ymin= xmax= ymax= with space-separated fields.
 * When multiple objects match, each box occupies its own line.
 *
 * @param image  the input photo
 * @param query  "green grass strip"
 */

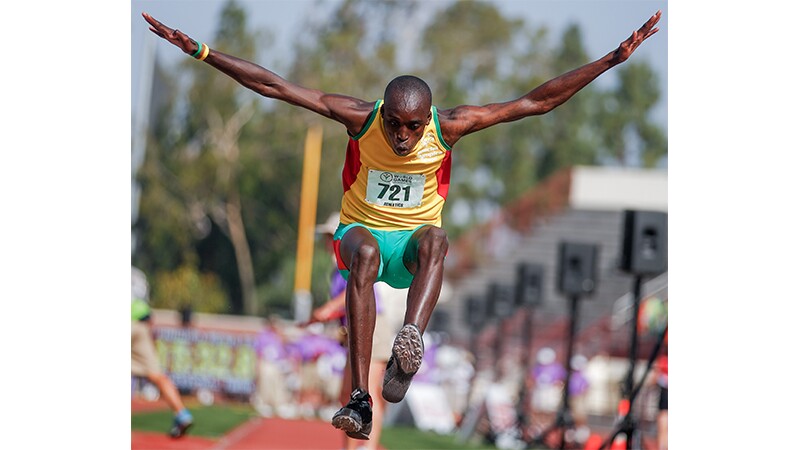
xmin=131 ymin=404 xmax=257 ymax=438
xmin=380 ymin=426 xmax=498 ymax=450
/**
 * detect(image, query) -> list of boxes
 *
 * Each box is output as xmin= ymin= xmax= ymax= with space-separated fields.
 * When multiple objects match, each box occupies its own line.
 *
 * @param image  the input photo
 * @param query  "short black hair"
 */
xmin=384 ymin=75 xmax=432 ymax=109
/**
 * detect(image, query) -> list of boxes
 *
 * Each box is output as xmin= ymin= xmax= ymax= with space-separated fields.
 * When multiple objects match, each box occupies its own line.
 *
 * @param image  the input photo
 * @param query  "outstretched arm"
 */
xmin=439 ymin=10 xmax=661 ymax=146
xmin=142 ymin=12 xmax=373 ymax=135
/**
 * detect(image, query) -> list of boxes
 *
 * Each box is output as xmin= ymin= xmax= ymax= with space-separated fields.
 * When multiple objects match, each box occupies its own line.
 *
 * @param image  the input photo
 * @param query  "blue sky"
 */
xmin=131 ymin=0 xmax=668 ymax=129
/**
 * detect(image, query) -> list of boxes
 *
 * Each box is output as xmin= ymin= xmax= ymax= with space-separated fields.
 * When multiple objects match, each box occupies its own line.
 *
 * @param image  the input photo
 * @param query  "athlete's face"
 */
xmin=381 ymin=95 xmax=431 ymax=157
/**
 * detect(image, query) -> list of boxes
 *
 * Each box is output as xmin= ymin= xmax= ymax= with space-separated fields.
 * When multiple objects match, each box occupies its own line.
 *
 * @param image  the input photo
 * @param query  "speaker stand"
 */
xmin=529 ymin=294 xmax=581 ymax=450
xmin=457 ymin=316 xmax=508 ymax=445
xmin=600 ymin=325 xmax=667 ymax=450
xmin=456 ymin=323 xmax=487 ymax=445
xmin=516 ymin=305 xmax=536 ymax=443
xmin=599 ymin=275 xmax=663 ymax=450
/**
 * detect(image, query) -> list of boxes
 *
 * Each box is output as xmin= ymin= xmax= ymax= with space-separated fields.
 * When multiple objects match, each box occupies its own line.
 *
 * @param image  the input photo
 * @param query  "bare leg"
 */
xmin=363 ymin=360 xmax=386 ymax=450
xmin=339 ymin=227 xmax=381 ymax=394
xmin=403 ymin=226 xmax=448 ymax=332
xmin=380 ymin=226 xmax=448 ymax=404
xmin=147 ymin=372 xmax=186 ymax=414
xmin=134 ymin=320 xmax=193 ymax=438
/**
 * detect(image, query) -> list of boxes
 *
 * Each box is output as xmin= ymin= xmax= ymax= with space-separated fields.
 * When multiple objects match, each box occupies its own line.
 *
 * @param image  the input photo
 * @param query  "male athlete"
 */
xmin=143 ymin=9 xmax=661 ymax=440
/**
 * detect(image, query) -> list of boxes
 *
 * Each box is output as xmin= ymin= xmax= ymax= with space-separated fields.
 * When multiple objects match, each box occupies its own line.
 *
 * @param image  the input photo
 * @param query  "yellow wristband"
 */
xmin=198 ymin=44 xmax=211 ymax=61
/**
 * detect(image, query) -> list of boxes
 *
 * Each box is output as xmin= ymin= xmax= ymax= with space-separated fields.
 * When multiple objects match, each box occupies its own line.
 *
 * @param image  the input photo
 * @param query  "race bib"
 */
xmin=365 ymin=169 xmax=425 ymax=208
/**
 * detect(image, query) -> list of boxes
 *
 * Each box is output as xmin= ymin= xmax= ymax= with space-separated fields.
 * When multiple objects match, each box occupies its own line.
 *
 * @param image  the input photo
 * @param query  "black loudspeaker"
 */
xmin=465 ymin=295 xmax=487 ymax=329
xmin=488 ymin=282 xmax=515 ymax=319
xmin=515 ymin=263 xmax=544 ymax=307
xmin=557 ymin=242 xmax=599 ymax=296
xmin=429 ymin=310 xmax=450 ymax=332
xmin=180 ymin=306 xmax=193 ymax=327
xmin=619 ymin=210 xmax=668 ymax=275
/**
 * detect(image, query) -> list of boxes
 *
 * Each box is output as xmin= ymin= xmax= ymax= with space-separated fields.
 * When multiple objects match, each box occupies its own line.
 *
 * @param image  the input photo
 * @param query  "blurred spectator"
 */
xmin=411 ymin=333 xmax=438 ymax=384
xmin=529 ymin=348 xmax=591 ymax=447
xmin=568 ymin=354 xmax=591 ymax=446
xmin=314 ymin=330 xmax=349 ymax=415
xmin=431 ymin=344 xmax=474 ymax=424
xmin=583 ymin=352 xmax=612 ymax=415
xmin=640 ymin=297 xmax=667 ymax=450
xmin=291 ymin=328 xmax=348 ymax=418
xmin=252 ymin=318 xmax=296 ymax=418
xmin=131 ymin=266 xmax=194 ymax=438
xmin=655 ymin=335 xmax=668 ymax=450
xmin=531 ymin=347 xmax=564 ymax=412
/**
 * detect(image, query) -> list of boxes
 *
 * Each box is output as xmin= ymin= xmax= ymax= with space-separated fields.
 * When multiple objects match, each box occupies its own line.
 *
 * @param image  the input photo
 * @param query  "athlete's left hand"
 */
xmin=613 ymin=10 xmax=661 ymax=64
xmin=142 ymin=12 xmax=201 ymax=57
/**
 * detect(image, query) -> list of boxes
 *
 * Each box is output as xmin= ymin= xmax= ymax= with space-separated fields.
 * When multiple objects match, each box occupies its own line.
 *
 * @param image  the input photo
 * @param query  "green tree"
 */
xmin=527 ymin=24 xmax=603 ymax=180
xmin=135 ymin=0 xmax=270 ymax=315
xmin=596 ymin=61 xmax=667 ymax=166
xmin=178 ymin=1 xmax=268 ymax=315
xmin=151 ymin=264 xmax=228 ymax=313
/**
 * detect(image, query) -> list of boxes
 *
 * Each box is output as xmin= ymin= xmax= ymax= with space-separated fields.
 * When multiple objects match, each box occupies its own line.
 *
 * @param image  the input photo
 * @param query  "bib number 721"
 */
xmin=377 ymin=183 xmax=411 ymax=202
xmin=365 ymin=170 xmax=425 ymax=208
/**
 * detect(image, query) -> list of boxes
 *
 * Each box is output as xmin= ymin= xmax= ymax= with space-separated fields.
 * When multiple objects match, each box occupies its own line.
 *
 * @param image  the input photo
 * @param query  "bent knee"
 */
xmin=419 ymin=227 xmax=449 ymax=257
xmin=350 ymin=243 xmax=381 ymax=276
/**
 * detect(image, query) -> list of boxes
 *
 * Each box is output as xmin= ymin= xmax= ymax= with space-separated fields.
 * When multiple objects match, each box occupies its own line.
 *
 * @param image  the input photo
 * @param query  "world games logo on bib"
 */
xmin=366 ymin=169 xmax=425 ymax=208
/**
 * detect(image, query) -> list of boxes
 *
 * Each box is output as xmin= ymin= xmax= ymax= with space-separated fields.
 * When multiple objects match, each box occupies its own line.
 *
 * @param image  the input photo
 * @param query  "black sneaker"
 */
xmin=382 ymin=323 xmax=424 ymax=403
xmin=331 ymin=388 xmax=373 ymax=440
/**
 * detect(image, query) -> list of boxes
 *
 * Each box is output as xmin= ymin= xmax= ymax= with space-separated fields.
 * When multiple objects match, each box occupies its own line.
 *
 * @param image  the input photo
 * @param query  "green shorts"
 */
xmin=332 ymin=223 xmax=426 ymax=289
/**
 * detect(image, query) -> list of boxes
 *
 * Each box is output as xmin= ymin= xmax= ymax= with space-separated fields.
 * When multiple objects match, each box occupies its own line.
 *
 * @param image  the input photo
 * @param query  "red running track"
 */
xmin=132 ymin=400 xmax=384 ymax=450
xmin=132 ymin=417 xmax=354 ymax=450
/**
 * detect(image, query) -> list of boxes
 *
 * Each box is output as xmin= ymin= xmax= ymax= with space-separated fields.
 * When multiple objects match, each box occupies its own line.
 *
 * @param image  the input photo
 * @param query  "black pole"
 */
xmin=495 ymin=319 xmax=504 ymax=361
xmin=468 ymin=327 xmax=481 ymax=402
xmin=624 ymin=276 xmax=643 ymax=407
xmin=557 ymin=295 xmax=580 ymax=450
xmin=530 ymin=295 xmax=580 ymax=449
xmin=599 ymin=275 xmax=645 ymax=450
xmin=622 ymin=276 xmax=643 ymax=450
xmin=630 ymin=325 xmax=668 ymax=405
xmin=465 ymin=320 xmax=483 ymax=425
xmin=517 ymin=306 xmax=535 ymax=441
xmin=471 ymin=330 xmax=480 ymax=367
xmin=599 ymin=325 xmax=667 ymax=450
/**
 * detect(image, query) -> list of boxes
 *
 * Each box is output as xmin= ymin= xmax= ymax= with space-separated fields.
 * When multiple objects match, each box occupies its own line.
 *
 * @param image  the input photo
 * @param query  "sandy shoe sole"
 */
xmin=393 ymin=324 xmax=424 ymax=374
xmin=382 ymin=324 xmax=424 ymax=403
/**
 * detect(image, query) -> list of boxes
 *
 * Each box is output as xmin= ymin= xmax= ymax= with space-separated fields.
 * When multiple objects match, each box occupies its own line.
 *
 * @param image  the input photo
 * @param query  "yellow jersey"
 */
xmin=340 ymin=100 xmax=452 ymax=230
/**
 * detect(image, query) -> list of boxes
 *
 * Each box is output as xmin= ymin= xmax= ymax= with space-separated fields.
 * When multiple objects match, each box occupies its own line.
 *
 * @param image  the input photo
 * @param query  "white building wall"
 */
xmin=569 ymin=165 xmax=667 ymax=212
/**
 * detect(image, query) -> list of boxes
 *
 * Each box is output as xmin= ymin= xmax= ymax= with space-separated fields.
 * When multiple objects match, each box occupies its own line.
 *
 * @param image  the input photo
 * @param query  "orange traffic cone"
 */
xmin=610 ymin=435 xmax=627 ymax=450
xmin=584 ymin=434 xmax=603 ymax=450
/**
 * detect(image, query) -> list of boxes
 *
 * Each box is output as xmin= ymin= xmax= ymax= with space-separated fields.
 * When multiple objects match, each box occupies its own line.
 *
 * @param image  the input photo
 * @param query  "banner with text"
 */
xmin=154 ymin=326 xmax=258 ymax=396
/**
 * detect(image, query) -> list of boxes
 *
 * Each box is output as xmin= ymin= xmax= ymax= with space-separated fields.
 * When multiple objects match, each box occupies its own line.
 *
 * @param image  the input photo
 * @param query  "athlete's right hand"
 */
xmin=142 ymin=12 xmax=200 ymax=56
